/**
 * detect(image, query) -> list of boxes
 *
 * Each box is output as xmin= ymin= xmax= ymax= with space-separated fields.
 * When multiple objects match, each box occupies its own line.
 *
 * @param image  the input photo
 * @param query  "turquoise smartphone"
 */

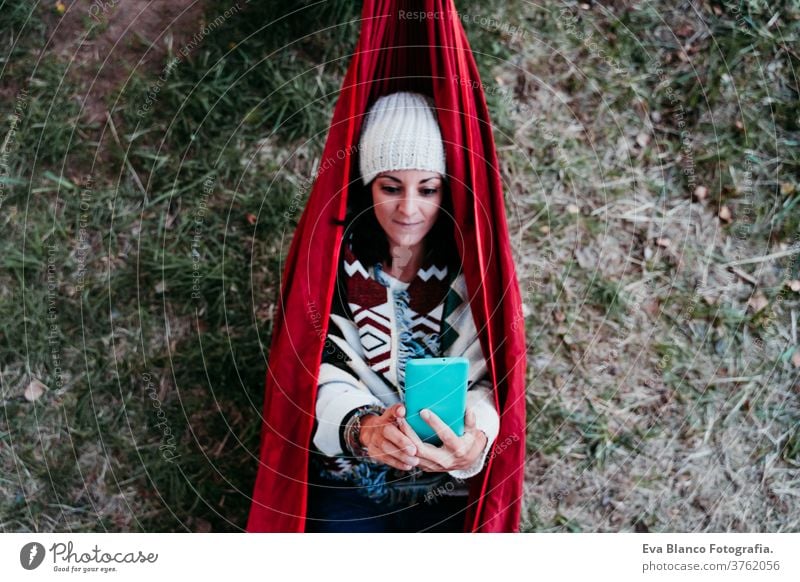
xmin=404 ymin=357 xmax=469 ymax=446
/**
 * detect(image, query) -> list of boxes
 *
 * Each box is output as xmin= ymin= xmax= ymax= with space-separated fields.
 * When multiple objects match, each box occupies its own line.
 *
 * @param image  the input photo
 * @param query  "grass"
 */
xmin=0 ymin=0 xmax=798 ymax=533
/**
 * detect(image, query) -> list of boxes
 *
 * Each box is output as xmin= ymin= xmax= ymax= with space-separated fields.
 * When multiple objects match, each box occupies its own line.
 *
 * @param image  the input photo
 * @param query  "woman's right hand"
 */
xmin=359 ymin=403 xmax=419 ymax=471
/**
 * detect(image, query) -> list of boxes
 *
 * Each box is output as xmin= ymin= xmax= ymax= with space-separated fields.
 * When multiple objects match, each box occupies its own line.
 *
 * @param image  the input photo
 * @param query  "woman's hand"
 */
xmin=359 ymin=403 xmax=420 ymax=471
xmin=395 ymin=405 xmax=488 ymax=473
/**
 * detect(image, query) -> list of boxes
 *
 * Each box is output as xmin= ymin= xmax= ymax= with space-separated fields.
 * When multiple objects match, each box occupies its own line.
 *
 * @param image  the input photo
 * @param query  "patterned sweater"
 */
xmin=310 ymin=236 xmax=500 ymax=505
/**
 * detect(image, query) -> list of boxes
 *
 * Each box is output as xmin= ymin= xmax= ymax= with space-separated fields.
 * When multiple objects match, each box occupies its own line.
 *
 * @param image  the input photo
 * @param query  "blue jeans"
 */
xmin=305 ymin=477 xmax=469 ymax=533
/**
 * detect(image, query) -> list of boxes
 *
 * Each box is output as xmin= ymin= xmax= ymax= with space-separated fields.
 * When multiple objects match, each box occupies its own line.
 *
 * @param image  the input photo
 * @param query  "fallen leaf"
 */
xmin=780 ymin=182 xmax=795 ymax=195
xmin=256 ymin=302 xmax=275 ymax=322
xmin=656 ymin=237 xmax=671 ymax=248
xmin=24 ymin=379 xmax=48 ymax=402
xmin=643 ymin=299 xmax=660 ymax=316
xmin=718 ymin=205 xmax=732 ymax=223
xmin=165 ymin=212 xmax=178 ymax=229
xmin=553 ymin=310 xmax=566 ymax=323
xmin=747 ymin=292 xmax=769 ymax=313
xmin=574 ymin=247 xmax=594 ymax=269
xmin=190 ymin=517 xmax=212 ymax=533
xmin=693 ymin=185 xmax=708 ymax=201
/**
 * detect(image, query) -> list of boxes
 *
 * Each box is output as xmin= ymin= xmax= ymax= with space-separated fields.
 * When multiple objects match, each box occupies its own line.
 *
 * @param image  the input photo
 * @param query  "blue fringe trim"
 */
xmin=374 ymin=263 xmax=440 ymax=388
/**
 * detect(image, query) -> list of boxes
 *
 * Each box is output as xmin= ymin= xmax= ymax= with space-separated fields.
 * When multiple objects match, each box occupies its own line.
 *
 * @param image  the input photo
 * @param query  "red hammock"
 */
xmin=246 ymin=0 xmax=527 ymax=532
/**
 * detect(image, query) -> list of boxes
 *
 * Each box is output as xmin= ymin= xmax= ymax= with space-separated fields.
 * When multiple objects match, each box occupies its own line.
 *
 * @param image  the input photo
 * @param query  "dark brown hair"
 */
xmin=332 ymin=177 xmax=461 ymax=273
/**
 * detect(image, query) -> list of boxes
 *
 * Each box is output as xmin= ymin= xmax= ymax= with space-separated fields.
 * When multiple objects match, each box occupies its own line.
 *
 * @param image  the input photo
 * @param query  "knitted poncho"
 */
xmin=309 ymin=236 xmax=500 ymax=505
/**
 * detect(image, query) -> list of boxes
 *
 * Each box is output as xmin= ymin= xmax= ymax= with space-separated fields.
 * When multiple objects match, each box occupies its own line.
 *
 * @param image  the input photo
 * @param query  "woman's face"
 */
xmin=370 ymin=169 xmax=443 ymax=250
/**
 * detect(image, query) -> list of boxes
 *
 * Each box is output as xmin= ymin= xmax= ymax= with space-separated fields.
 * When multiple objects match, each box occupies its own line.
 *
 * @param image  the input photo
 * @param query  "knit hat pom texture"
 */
xmin=358 ymin=91 xmax=446 ymax=185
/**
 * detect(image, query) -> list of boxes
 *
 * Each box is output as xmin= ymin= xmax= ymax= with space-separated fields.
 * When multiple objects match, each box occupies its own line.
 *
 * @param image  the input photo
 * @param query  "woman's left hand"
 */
xmin=394 ymin=405 xmax=487 ymax=472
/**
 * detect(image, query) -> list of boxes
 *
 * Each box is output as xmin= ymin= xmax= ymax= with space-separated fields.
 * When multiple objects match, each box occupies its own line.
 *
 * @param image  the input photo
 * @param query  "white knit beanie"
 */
xmin=358 ymin=91 xmax=446 ymax=186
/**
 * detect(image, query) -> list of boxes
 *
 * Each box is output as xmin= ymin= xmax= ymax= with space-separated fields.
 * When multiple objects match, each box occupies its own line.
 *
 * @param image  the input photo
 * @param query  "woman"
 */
xmin=247 ymin=0 xmax=527 ymax=533
xmin=305 ymin=91 xmax=501 ymax=532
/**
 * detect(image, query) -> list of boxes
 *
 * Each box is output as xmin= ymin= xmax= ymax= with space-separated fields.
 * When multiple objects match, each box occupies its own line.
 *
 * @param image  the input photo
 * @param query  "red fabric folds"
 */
xmin=246 ymin=0 xmax=527 ymax=532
